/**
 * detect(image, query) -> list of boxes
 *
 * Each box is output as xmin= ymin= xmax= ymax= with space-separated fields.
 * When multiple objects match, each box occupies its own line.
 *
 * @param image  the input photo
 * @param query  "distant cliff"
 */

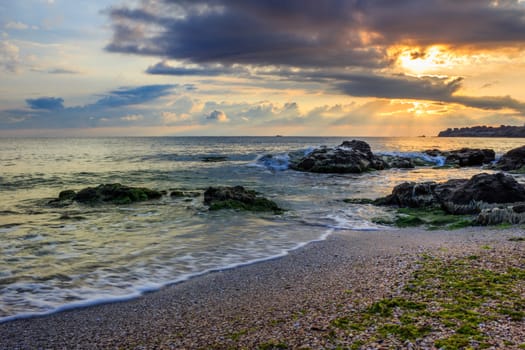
xmin=438 ymin=125 xmax=525 ymax=137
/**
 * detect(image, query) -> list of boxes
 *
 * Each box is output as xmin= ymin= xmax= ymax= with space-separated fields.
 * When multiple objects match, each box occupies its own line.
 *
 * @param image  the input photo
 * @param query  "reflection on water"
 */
xmin=1 ymin=136 xmax=524 ymax=320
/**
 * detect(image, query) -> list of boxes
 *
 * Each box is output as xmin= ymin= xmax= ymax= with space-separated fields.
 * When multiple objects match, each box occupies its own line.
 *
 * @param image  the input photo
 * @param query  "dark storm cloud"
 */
xmin=106 ymin=0 xmax=525 ymax=69
xmin=363 ymin=0 xmax=525 ymax=47
xmin=26 ymin=97 xmax=64 ymax=110
xmin=336 ymin=74 xmax=463 ymax=100
xmin=334 ymin=73 xmax=525 ymax=113
xmin=106 ymin=0 xmax=388 ymax=68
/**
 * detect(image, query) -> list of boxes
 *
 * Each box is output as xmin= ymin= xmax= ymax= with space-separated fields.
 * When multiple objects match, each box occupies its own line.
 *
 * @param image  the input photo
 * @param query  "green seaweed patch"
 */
xmin=377 ymin=323 xmax=432 ymax=341
xmin=257 ymin=341 xmax=288 ymax=350
xmin=392 ymin=207 xmax=474 ymax=229
xmin=367 ymin=297 xmax=426 ymax=317
xmin=327 ymin=253 xmax=525 ymax=348
xmin=509 ymin=236 xmax=525 ymax=242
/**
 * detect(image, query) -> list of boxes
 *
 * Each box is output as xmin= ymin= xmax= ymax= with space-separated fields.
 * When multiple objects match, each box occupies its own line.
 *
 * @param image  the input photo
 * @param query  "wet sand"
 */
xmin=0 ymin=227 xmax=523 ymax=349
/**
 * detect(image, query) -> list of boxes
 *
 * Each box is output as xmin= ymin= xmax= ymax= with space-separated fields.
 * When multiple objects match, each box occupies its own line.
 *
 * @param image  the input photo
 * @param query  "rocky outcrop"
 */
xmin=493 ymin=145 xmax=525 ymax=172
xmin=203 ymin=186 xmax=283 ymax=213
xmin=290 ymin=140 xmax=388 ymax=173
xmin=376 ymin=173 xmax=525 ymax=215
xmin=49 ymin=184 xmax=162 ymax=206
xmin=423 ymin=148 xmax=495 ymax=167
xmin=438 ymin=125 xmax=525 ymax=137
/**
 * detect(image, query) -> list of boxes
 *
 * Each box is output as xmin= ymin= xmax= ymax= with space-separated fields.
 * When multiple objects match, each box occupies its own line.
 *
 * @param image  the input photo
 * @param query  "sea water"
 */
xmin=1 ymin=136 xmax=524 ymax=321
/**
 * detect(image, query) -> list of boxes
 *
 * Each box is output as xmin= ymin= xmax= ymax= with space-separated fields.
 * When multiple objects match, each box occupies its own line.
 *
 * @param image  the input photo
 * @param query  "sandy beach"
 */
xmin=1 ymin=226 xmax=524 ymax=349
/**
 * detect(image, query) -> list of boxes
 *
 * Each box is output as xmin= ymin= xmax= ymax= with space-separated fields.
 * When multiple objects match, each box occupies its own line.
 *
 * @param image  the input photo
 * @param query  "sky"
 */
xmin=1 ymin=0 xmax=525 ymax=137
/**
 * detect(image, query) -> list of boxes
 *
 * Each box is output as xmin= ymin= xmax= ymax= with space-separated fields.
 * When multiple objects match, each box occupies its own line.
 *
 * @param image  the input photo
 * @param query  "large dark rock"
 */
xmin=374 ymin=182 xmax=438 ymax=208
xmin=423 ymin=148 xmax=495 ymax=167
xmin=290 ymin=140 xmax=387 ymax=173
xmin=203 ymin=186 xmax=283 ymax=213
xmin=494 ymin=145 xmax=525 ymax=171
xmin=49 ymin=184 xmax=162 ymax=206
xmin=445 ymin=173 xmax=525 ymax=205
xmin=375 ymin=173 xmax=525 ymax=214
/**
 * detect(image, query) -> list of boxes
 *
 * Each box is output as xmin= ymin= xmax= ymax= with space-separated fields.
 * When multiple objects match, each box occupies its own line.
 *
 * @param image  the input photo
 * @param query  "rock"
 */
xmin=380 ymin=155 xmax=415 ymax=169
xmin=423 ymin=148 xmax=495 ymax=167
xmin=374 ymin=182 xmax=438 ymax=208
xmin=48 ymin=189 xmax=77 ymax=207
xmin=203 ymin=186 xmax=283 ymax=213
xmin=73 ymin=184 xmax=162 ymax=205
xmin=476 ymin=206 xmax=525 ymax=225
xmin=494 ymin=145 xmax=525 ymax=171
xmin=290 ymin=140 xmax=387 ymax=173
xmin=339 ymin=140 xmax=374 ymax=158
xmin=58 ymin=190 xmax=76 ymax=201
xmin=201 ymin=156 xmax=228 ymax=162
xmin=445 ymin=148 xmax=495 ymax=166
xmin=445 ymin=173 xmax=525 ymax=205
xmin=375 ymin=173 xmax=525 ymax=215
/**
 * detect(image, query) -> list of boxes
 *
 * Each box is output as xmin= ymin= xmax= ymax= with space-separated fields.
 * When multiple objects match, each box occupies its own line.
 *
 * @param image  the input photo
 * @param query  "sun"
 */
xmin=397 ymin=46 xmax=457 ymax=75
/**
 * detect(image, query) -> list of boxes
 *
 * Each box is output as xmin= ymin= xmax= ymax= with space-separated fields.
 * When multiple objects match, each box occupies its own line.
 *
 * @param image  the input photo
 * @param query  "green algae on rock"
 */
xmin=50 ymin=183 xmax=163 ymax=205
xmin=204 ymin=186 xmax=283 ymax=213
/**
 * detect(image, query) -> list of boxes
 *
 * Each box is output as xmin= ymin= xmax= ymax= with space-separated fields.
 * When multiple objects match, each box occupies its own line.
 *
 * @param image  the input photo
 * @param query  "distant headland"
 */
xmin=438 ymin=125 xmax=525 ymax=137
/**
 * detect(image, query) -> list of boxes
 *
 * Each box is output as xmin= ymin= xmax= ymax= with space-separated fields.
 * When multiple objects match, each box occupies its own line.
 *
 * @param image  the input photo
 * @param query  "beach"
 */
xmin=1 ymin=226 xmax=523 ymax=349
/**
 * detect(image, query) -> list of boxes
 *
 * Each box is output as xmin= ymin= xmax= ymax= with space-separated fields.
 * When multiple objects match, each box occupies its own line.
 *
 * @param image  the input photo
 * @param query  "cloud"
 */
xmin=205 ymin=110 xmax=229 ymax=123
xmin=5 ymin=21 xmax=29 ymax=30
xmin=313 ymin=72 xmax=525 ymax=114
xmin=106 ymin=0 xmax=525 ymax=70
xmin=48 ymin=68 xmax=81 ymax=74
xmin=91 ymin=84 xmax=176 ymax=108
xmin=106 ymin=0 xmax=389 ymax=69
xmin=120 ymin=114 xmax=144 ymax=121
xmin=0 ymin=40 xmax=21 ymax=72
xmin=26 ymin=97 xmax=64 ymax=111
xmin=1 ymin=84 xmax=178 ymax=129
xmin=146 ymin=61 xmax=248 ymax=76
xmin=336 ymin=74 xmax=463 ymax=101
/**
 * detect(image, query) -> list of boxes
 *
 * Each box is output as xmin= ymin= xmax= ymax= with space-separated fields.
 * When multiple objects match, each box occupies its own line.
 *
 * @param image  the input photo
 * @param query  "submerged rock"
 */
xmin=493 ymin=145 xmax=525 ymax=172
xmin=49 ymin=184 xmax=162 ymax=206
xmin=74 ymin=184 xmax=162 ymax=204
xmin=200 ymin=156 xmax=228 ymax=162
xmin=203 ymin=186 xmax=283 ymax=213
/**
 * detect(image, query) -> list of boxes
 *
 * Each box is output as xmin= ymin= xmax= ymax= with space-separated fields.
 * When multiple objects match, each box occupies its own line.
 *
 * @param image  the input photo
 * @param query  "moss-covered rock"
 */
xmin=50 ymin=184 xmax=163 ymax=205
xmin=204 ymin=186 xmax=283 ymax=213
xmin=74 ymin=184 xmax=162 ymax=204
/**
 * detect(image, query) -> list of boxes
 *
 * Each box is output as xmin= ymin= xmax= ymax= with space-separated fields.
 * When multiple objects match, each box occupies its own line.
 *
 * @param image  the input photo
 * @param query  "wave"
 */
xmin=376 ymin=151 xmax=446 ymax=166
xmin=0 ymin=228 xmax=333 ymax=324
xmin=253 ymin=147 xmax=447 ymax=172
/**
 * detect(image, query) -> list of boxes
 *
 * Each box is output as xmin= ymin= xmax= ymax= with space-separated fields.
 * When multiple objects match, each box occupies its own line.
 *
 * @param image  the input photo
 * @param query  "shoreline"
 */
xmin=1 ymin=227 xmax=523 ymax=349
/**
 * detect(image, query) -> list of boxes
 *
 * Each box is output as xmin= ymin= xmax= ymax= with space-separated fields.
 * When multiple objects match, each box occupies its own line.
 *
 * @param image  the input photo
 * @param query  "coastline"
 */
xmin=1 ymin=226 xmax=523 ymax=349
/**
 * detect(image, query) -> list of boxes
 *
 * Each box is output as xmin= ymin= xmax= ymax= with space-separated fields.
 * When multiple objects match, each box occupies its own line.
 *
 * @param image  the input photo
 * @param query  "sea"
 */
xmin=1 ymin=136 xmax=525 ymax=322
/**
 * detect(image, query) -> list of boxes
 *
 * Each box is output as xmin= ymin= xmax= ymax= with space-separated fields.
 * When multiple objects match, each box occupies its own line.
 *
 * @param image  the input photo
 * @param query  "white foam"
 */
xmin=0 ymin=228 xmax=335 ymax=324
xmin=378 ymin=151 xmax=446 ymax=167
